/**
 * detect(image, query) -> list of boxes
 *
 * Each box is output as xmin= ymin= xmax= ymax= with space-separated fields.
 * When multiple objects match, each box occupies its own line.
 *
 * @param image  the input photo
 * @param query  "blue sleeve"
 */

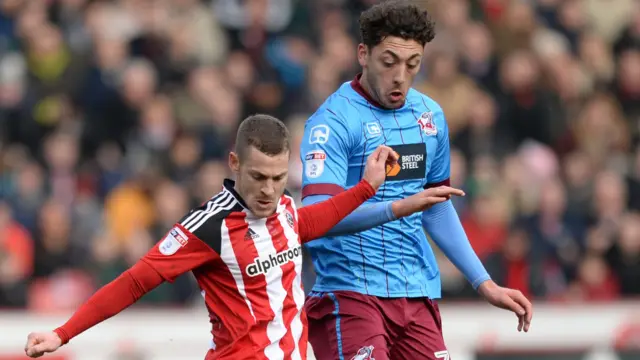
xmin=422 ymin=201 xmax=490 ymax=289
xmin=426 ymin=109 xmax=451 ymax=186
xmin=300 ymin=108 xmax=356 ymax=198
xmin=302 ymin=195 xmax=396 ymax=237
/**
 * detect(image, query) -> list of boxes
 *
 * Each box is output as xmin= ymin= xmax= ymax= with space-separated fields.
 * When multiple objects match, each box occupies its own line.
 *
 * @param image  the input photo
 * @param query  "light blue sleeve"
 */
xmin=300 ymin=108 xmax=355 ymax=197
xmin=426 ymin=109 xmax=451 ymax=186
xmin=302 ymin=195 xmax=396 ymax=236
xmin=422 ymin=201 xmax=491 ymax=289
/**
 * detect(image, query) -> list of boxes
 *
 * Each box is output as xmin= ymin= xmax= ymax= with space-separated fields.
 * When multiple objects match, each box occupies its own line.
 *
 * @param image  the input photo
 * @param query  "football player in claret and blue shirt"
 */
xmin=300 ymin=2 xmax=534 ymax=360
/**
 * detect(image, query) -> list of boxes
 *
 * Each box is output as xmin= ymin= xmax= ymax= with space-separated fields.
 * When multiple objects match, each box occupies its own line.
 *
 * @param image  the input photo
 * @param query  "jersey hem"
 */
xmin=310 ymin=285 xmax=440 ymax=299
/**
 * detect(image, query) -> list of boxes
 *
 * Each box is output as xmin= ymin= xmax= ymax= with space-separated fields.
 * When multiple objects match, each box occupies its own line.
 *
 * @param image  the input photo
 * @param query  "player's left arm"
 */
xmin=421 ymin=108 xmax=533 ymax=332
xmin=420 ymin=109 xmax=491 ymax=289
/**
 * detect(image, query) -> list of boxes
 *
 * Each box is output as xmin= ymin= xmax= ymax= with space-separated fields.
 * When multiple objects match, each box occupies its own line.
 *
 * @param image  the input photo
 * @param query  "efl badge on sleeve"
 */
xmin=159 ymin=227 xmax=189 ymax=255
xmin=304 ymin=150 xmax=326 ymax=178
xmin=417 ymin=112 xmax=437 ymax=136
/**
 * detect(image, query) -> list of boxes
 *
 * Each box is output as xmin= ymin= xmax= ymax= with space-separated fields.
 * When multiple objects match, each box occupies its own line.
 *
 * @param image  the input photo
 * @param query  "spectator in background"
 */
xmin=0 ymin=0 xmax=639 ymax=310
xmin=0 ymin=200 xmax=32 ymax=307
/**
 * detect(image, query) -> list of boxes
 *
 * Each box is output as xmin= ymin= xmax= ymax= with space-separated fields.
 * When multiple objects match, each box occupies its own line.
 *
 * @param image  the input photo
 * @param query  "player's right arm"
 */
xmin=24 ymin=224 xmax=218 ymax=358
xmin=300 ymin=109 xmax=464 ymax=236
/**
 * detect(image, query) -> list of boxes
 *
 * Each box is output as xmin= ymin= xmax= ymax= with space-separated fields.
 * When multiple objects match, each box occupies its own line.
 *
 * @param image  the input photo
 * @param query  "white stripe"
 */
xmin=251 ymin=216 xmax=287 ymax=360
xmin=219 ymin=220 xmax=255 ymax=321
xmin=187 ymin=195 xmax=237 ymax=232
xmin=182 ymin=200 xmax=214 ymax=229
xmin=181 ymin=191 xmax=226 ymax=226
xmin=277 ymin=200 xmax=305 ymax=360
xmin=182 ymin=191 xmax=230 ymax=229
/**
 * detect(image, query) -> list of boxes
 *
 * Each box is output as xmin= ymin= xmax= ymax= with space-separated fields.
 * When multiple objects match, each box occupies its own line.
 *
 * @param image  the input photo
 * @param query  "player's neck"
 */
xmin=232 ymin=184 xmax=276 ymax=218
xmin=352 ymin=73 xmax=405 ymax=110
xmin=352 ymin=73 xmax=386 ymax=109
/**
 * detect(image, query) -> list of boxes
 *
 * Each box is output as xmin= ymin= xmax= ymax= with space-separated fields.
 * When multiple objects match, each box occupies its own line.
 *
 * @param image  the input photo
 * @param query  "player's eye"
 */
xmin=407 ymin=62 xmax=419 ymax=70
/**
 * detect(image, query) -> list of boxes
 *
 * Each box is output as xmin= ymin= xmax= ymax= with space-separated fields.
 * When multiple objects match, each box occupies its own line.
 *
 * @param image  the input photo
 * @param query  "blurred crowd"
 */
xmin=0 ymin=0 xmax=639 ymax=312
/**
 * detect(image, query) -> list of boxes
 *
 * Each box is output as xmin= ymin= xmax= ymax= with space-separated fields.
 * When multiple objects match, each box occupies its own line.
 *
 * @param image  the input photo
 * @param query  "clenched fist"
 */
xmin=24 ymin=331 xmax=62 ymax=358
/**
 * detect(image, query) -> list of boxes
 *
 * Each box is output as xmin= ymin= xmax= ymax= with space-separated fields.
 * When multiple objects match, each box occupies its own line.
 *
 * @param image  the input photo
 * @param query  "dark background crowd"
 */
xmin=0 ymin=0 xmax=639 ymax=312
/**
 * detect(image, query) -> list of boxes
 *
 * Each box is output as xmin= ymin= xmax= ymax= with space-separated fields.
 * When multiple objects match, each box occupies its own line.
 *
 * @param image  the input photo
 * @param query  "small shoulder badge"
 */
xmin=285 ymin=210 xmax=295 ymax=229
xmin=417 ymin=112 xmax=437 ymax=136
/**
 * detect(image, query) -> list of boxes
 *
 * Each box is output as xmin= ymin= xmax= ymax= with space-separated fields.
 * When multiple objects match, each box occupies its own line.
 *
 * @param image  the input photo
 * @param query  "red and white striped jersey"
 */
xmin=143 ymin=179 xmax=308 ymax=360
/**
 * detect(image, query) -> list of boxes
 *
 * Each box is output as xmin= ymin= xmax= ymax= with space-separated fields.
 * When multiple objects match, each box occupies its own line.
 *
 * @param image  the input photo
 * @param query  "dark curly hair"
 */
xmin=359 ymin=1 xmax=436 ymax=48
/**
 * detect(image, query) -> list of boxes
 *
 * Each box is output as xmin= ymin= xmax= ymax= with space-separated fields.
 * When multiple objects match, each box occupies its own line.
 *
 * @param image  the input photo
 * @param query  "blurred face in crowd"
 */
xmin=358 ymin=36 xmax=424 ymax=109
xmin=229 ymin=147 xmax=289 ymax=217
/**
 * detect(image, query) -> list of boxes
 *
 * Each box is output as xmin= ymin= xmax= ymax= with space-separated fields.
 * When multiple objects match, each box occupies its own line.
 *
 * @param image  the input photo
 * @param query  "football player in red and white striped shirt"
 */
xmin=24 ymin=114 xmax=457 ymax=360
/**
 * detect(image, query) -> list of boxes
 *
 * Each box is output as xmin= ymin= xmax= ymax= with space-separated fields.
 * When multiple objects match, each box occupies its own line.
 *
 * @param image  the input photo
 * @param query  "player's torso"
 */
xmin=307 ymin=87 xmax=442 ymax=298
xmin=196 ymin=196 xmax=307 ymax=359
xmin=345 ymin=95 xmax=440 ymax=197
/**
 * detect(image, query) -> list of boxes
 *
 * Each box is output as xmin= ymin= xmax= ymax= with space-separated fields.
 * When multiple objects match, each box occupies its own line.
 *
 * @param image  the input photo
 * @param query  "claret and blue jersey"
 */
xmin=300 ymin=76 xmax=451 ymax=299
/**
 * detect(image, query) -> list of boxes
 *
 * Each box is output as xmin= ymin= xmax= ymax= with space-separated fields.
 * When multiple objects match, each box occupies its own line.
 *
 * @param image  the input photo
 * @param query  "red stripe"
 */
xmin=425 ymin=178 xmax=450 ymax=189
xmin=298 ymin=310 xmax=309 ymax=357
xmin=225 ymin=214 xmax=272 ymax=358
xmin=301 ymin=183 xmax=344 ymax=198
xmin=196 ymin=261 xmax=255 ymax=353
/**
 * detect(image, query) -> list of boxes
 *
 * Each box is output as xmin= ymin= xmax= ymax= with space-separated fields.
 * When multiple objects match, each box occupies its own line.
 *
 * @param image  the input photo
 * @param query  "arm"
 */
xmin=53 ymin=260 xmax=164 ymax=344
xmin=301 ymin=195 xmax=395 ymax=237
xmin=422 ymin=201 xmax=490 ymax=289
xmin=423 ymin=108 xmax=491 ymax=289
xmin=52 ymin=225 xmax=218 ymax=345
xmin=298 ymin=179 xmax=376 ymax=242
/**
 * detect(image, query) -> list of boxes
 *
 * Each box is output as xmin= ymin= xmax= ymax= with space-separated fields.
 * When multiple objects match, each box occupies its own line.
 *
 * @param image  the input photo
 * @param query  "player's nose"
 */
xmin=393 ymin=66 xmax=407 ymax=85
xmin=261 ymin=184 xmax=275 ymax=196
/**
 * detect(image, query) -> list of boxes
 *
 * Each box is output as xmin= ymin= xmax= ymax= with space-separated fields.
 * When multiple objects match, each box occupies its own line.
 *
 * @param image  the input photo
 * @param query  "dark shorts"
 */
xmin=305 ymin=291 xmax=450 ymax=360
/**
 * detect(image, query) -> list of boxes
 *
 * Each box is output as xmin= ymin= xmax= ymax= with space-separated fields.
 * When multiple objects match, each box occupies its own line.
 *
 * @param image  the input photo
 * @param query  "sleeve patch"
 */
xmin=159 ymin=227 xmax=189 ymax=256
xmin=309 ymin=124 xmax=330 ymax=144
xmin=304 ymin=150 xmax=327 ymax=178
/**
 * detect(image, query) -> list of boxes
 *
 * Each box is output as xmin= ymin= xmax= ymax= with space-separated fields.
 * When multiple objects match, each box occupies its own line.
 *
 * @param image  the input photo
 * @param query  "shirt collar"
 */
xmin=222 ymin=178 xmax=249 ymax=209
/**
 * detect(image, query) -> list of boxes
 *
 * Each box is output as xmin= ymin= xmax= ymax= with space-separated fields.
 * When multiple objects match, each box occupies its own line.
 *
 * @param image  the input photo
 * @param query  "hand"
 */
xmin=362 ymin=145 xmax=399 ymax=190
xmin=391 ymin=186 xmax=465 ymax=218
xmin=25 ymin=331 xmax=63 ymax=358
xmin=478 ymin=280 xmax=533 ymax=332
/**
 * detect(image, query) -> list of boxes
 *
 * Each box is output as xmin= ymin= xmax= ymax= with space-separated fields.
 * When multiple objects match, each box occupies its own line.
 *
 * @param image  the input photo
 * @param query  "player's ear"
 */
xmin=357 ymin=43 xmax=368 ymax=67
xmin=229 ymin=152 xmax=240 ymax=173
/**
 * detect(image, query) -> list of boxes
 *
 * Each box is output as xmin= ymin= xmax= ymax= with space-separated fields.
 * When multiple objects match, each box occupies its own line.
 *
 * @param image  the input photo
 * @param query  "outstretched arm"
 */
xmin=54 ymin=260 xmax=164 ymax=344
xmin=301 ymin=184 xmax=465 ymax=237
xmin=25 ymin=226 xmax=218 ymax=358
xmin=301 ymin=195 xmax=396 ymax=237
xmin=298 ymin=180 xmax=377 ymax=242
